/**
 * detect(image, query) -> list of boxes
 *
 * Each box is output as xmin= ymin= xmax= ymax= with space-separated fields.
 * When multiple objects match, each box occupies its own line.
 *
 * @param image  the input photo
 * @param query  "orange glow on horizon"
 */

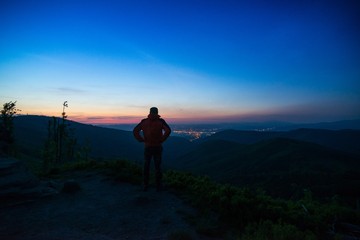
xmin=68 ymin=113 xmax=252 ymax=125
xmin=16 ymin=101 xmax=292 ymax=125
xmin=20 ymin=106 xmax=273 ymax=125
xmin=69 ymin=115 xmax=142 ymax=125
xmin=18 ymin=103 xmax=350 ymax=125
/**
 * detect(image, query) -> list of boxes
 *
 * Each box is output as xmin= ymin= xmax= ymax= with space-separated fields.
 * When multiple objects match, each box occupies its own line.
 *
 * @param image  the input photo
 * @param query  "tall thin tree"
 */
xmin=0 ymin=101 xmax=20 ymax=155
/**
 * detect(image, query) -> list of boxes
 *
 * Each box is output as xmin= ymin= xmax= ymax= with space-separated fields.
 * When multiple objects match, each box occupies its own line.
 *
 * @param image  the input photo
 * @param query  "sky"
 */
xmin=1 ymin=0 xmax=360 ymax=124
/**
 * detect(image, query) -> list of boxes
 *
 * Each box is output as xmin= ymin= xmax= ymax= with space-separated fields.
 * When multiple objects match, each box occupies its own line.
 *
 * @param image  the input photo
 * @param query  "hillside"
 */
xmin=199 ymin=128 xmax=360 ymax=155
xmin=12 ymin=115 xmax=360 ymax=201
xmin=4 ymin=157 xmax=360 ymax=239
xmin=176 ymin=138 xmax=360 ymax=200
xmin=13 ymin=115 xmax=191 ymax=166
xmin=0 ymin=158 xmax=199 ymax=239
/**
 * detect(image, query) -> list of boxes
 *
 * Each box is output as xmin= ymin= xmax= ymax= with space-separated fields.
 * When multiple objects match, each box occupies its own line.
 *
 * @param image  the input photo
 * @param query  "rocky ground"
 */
xmin=0 ymin=158 xmax=203 ymax=240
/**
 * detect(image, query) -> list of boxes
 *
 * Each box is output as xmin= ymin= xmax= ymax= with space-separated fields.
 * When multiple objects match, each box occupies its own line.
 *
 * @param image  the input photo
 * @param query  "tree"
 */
xmin=42 ymin=116 xmax=59 ymax=171
xmin=0 ymin=101 xmax=20 ymax=155
xmin=42 ymin=101 xmax=77 ymax=171
xmin=58 ymin=101 xmax=68 ymax=163
xmin=76 ymin=138 xmax=92 ymax=162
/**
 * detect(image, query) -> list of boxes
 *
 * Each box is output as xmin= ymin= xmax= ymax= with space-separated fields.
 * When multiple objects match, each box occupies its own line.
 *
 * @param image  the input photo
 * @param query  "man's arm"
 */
xmin=161 ymin=119 xmax=171 ymax=142
xmin=133 ymin=121 xmax=145 ymax=142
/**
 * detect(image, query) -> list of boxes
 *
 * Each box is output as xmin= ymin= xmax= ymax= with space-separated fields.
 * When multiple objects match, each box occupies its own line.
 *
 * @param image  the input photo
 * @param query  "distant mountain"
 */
xmin=198 ymin=128 xmax=360 ymax=155
xmin=13 ymin=115 xmax=139 ymax=161
xmin=225 ymin=119 xmax=360 ymax=131
xmin=284 ymin=119 xmax=360 ymax=130
xmin=175 ymin=138 xmax=360 ymax=199
xmin=178 ymin=119 xmax=360 ymax=130
xmin=177 ymin=138 xmax=358 ymax=177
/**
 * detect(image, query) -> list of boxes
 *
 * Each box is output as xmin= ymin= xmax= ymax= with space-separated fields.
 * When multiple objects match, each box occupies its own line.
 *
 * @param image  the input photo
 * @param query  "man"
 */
xmin=133 ymin=107 xmax=171 ymax=191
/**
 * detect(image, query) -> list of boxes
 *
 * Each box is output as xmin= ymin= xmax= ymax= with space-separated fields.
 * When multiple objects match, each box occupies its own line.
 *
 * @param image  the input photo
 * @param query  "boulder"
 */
xmin=0 ymin=157 xmax=58 ymax=206
xmin=62 ymin=180 xmax=81 ymax=193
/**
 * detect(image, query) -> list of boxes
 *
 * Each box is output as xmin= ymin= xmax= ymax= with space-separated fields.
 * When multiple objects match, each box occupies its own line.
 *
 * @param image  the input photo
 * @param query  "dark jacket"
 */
xmin=133 ymin=114 xmax=171 ymax=147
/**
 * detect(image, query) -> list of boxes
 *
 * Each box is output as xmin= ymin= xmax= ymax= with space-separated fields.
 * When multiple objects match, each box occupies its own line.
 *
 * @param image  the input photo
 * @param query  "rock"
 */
xmin=0 ymin=158 xmax=39 ymax=188
xmin=0 ymin=157 xmax=58 ymax=206
xmin=62 ymin=180 xmax=81 ymax=193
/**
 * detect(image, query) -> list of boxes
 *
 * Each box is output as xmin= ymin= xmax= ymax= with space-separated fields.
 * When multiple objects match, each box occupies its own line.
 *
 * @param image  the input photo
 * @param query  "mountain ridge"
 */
xmin=13 ymin=115 xmax=192 ymax=165
xmin=176 ymin=137 xmax=360 ymax=199
xmin=198 ymin=128 xmax=360 ymax=156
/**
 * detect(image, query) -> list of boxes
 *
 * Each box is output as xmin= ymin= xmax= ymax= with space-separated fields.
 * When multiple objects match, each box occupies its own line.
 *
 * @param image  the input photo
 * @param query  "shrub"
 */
xmin=164 ymin=170 xmax=357 ymax=239
xmin=241 ymin=220 xmax=316 ymax=240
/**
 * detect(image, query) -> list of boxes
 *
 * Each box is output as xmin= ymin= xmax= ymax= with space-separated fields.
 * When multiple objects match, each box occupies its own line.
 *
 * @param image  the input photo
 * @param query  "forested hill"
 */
xmin=185 ymin=128 xmax=360 ymax=199
xmin=14 ymin=115 xmax=360 ymax=163
xmin=13 ymin=115 xmax=191 ymax=164
xmin=197 ymin=128 xmax=360 ymax=156
xmin=14 ymin=115 xmax=138 ymax=161
xmin=175 ymin=137 xmax=360 ymax=199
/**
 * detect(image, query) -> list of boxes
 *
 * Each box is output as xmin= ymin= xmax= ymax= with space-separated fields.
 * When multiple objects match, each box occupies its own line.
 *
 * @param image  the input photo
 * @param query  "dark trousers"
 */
xmin=144 ymin=146 xmax=163 ymax=188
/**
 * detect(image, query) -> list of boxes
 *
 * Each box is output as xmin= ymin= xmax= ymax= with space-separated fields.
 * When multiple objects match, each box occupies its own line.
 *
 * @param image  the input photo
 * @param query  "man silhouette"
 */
xmin=133 ymin=107 xmax=171 ymax=191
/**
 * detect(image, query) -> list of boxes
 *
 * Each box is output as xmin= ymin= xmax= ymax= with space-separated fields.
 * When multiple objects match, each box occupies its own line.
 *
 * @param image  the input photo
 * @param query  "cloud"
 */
xmin=225 ymin=101 xmax=360 ymax=123
xmin=55 ymin=87 xmax=87 ymax=94
xmin=70 ymin=115 xmax=141 ymax=124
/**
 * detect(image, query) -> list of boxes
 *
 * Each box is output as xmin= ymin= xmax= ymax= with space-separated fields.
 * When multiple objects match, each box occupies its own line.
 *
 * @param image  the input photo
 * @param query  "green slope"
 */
xmin=200 ymin=128 xmax=360 ymax=155
xmin=175 ymin=138 xmax=360 ymax=199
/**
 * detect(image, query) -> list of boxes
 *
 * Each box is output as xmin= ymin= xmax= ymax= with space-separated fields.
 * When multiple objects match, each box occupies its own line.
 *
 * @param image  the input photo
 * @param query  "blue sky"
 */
xmin=1 ymin=0 xmax=359 ymax=124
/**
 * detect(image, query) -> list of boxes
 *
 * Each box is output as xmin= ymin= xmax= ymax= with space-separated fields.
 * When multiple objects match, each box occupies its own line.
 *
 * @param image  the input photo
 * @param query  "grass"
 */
xmin=163 ymin=170 xmax=360 ymax=239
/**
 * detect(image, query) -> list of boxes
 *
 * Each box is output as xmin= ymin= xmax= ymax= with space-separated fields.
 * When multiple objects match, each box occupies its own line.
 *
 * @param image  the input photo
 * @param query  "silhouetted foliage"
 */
xmin=164 ymin=170 xmax=360 ymax=239
xmin=42 ymin=101 xmax=77 ymax=172
xmin=1 ymin=101 xmax=20 ymax=155
xmin=75 ymin=138 xmax=92 ymax=162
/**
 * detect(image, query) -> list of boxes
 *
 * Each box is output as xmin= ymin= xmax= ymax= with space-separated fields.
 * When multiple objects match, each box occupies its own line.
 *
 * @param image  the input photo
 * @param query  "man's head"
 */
xmin=149 ymin=107 xmax=158 ymax=115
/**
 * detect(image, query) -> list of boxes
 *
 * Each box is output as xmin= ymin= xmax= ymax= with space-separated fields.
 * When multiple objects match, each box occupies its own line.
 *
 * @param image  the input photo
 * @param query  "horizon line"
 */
xmin=16 ymin=114 xmax=360 ymax=126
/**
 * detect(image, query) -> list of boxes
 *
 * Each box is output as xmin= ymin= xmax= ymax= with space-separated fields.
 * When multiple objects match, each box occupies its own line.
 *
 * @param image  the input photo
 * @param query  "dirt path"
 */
xmin=0 ymin=171 xmax=200 ymax=240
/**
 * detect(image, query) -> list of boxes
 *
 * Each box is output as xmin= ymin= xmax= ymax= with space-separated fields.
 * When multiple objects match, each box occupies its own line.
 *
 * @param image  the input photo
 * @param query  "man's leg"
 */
xmin=143 ymin=147 xmax=152 ymax=191
xmin=153 ymin=146 xmax=163 ymax=191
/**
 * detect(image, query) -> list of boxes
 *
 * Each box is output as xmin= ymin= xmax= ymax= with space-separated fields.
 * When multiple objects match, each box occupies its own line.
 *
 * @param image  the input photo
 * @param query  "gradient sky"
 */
xmin=1 ymin=0 xmax=359 ymax=124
